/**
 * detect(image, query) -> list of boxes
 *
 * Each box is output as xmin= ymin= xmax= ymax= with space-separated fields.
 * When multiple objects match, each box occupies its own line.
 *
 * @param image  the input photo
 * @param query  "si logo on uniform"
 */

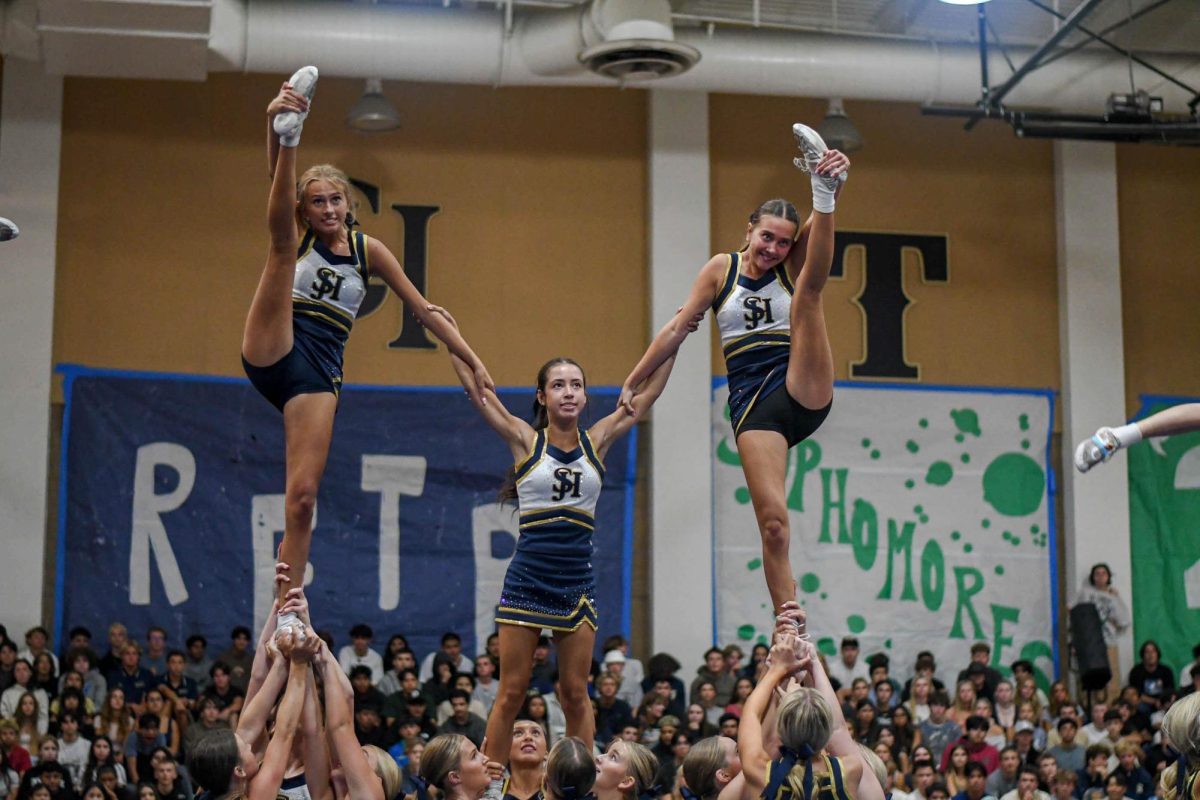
xmin=552 ymin=468 xmax=583 ymax=502
xmin=743 ymin=296 xmax=775 ymax=330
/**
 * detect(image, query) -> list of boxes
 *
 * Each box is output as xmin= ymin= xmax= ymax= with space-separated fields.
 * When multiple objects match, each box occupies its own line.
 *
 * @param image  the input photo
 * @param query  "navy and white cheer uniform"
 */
xmin=714 ymin=251 xmax=831 ymax=447
xmin=243 ymin=228 xmax=371 ymax=411
xmin=762 ymin=748 xmax=855 ymax=800
xmin=495 ymin=429 xmax=605 ymax=632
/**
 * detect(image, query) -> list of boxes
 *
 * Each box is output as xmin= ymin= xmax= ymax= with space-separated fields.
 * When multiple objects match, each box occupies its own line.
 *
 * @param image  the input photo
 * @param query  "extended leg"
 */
xmin=1074 ymin=403 xmax=1200 ymax=473
xmin=737 ymin=429 xmax=799 ymax=615
xmin=277 ymin=392 xmax=337 ymax=604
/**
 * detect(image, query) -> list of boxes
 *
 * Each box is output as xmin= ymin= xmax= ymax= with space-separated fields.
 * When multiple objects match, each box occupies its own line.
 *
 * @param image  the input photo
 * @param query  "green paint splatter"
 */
xmin=800 ymin=573 xmax=820 ymax=593
xmin=735 ymin=487 xmax=751 ymax=504
xmin=919 ymin=514 xmax=930 ymax=524
xmin=737 ymin=624 xmax=755 ymax=640
xmin=906 ymin=440 xmax=920 ymax=454
xmin=861 ymin=438 xmax=871 ymax=448
xmin=950 ymin=531 xmax=961 ymax=541
xmin=982 ymin=519 xmax=992 ymax=529
xmin=1002 ymin=531 xmax=1011 ymax=541
xmin=757 ymin=635 xmax=769 ymax=645
xmin=995 ymin=565 xmax=1006 ymax=576
xmin=951 ymin=408 xmax=982 ymax=437
xmin=961 ymin=453 xmax=971 ymax=464
xmin=871 ymin=450 xmax=881 ymax=460
xmin=819 ymin=592 xmax=828 ymax=600
xmin=926 ymin=461 xmax=953 ymax=486
xmin=905 ymin=479 xmax=915 ymax=489
xmin=1012 ymin=536 xmax=1022 ymax=546
xmin=884 ymin=638 xmax=893 ymax=648
xmin=982 ymin=452 xmax=1046 ymax=516
xmin=955 ymin=433 xmax=965 ymax=443
xmin=847 ymin=615 xmax=866 ymax=634
xmin=1030 ymin=524 xmax=1040 ymax=534
xmin=919 ymin=419 xmax=929 ymax=428
xmin=964 ymin=543 xmax=974 ymax=553
xmin=1019 ymin=413 xmax=1030 ymax=431
xmin=747 ymin=558 xmax=762 ymax=571
xmin=817 ymin=637 xmax=837 ymax=657
xmin=914 ymin=505 xmax=924 ymax=514
xmin=1021 ymin=439 xmax=1030 ymax=450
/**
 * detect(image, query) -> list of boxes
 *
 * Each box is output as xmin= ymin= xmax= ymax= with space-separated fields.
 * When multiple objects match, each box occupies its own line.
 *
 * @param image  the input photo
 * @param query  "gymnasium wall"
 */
xmin=52 ymin=75 xmax=1200 ymax=403
xmin=52 ymin=74 xmax=649 ymax=390
xmin=1117 ymin=144 xmax=1200 ymax=412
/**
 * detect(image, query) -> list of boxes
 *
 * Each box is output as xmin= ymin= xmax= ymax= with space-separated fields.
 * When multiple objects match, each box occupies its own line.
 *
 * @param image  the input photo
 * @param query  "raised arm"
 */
xmin=618 ymin=256 xmax=726 ymax=414
xmin=245 ymin=566 xmax=288 ymax=710
xmin=301 ymin=666 xmax=334 ymax=800
xmin=367 ymin=239 xmax=494 ymax=402
xmin=590 ymin=349 xmax=681 ymax=462
xmin=739 ymin=635 xmax=805 ymax=795
xmin=426 ymin=304 xmax=535 ymax=461
xmin=237 ymin=648 xmax=287 ymax=752
xmin=248 ymin=635 xmax=317 ymax=800
xmin=317 ymin=644 xmax=384 ymax=800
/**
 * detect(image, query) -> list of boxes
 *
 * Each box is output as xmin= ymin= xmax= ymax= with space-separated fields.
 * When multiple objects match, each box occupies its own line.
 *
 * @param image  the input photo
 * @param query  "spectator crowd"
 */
xmin=1 ymin=617 xmax=1197 ymax=800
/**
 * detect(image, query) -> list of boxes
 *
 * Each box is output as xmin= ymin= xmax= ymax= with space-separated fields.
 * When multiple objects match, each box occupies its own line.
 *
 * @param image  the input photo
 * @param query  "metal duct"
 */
xmin=32 ymin=0 xmax=1200 ymax=114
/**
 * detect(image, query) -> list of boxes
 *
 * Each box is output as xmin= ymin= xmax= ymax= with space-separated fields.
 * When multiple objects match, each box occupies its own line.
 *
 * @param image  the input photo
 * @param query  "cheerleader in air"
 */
xmin=243 ymin=68 xmax=492 ymax=631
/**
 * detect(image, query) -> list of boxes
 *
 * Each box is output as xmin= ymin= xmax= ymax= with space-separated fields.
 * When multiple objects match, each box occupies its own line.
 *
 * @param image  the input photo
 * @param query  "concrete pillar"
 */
xmin=647 ymin=90 xmax=713 ymax=678
xmin=1055 ymin=140 xmax=1133 ymax=679
xmin=0 ymin=60 xmax=64 ymax=639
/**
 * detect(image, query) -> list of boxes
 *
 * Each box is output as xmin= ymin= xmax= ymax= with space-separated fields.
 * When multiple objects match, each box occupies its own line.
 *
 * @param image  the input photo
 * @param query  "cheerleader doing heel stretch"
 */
xmin=429 ymin=305 xmax=690 ymax=765
xmin=242 ymin=68 xmax=492 ymax=633
xmin=620 ymin=124 xmax=849 ymax=618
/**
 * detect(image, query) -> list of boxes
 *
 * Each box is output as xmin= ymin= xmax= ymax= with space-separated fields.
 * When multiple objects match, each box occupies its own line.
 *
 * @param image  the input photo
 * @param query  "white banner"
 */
xmin=712 ymin=382 xmax=1057 ymax=686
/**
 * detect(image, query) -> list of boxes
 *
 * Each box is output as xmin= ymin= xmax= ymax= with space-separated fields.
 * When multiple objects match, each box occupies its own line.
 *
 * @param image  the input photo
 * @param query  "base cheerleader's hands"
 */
xmin=267 ymin=81 xmax=309 ymax=118
xmin=279 ymin=587 xmax=313 ymax=630
xmin=618 ymin=308 xmax=705 ymax=416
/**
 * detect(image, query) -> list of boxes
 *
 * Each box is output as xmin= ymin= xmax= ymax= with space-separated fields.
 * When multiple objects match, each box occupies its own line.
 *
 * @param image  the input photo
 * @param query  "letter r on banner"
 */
xmin=130 ymin=443 xmax=193 ymax=606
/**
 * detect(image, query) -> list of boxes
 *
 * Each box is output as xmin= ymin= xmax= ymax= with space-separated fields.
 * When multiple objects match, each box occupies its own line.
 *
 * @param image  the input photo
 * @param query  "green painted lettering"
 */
xmin=990 ymin=604 xmax=1020 ymax=669
xmin=820 ymin=468 xmax=850 ymax=544
xmin=850 ymin=499 xmax=878 ymax=570
xmin=950 ymin=567 xmax=985 ymax=639
xmin=878 ymin=519 xmax=917 ymax=601
xmin=920 ymin=539 xmax=945 ymax=611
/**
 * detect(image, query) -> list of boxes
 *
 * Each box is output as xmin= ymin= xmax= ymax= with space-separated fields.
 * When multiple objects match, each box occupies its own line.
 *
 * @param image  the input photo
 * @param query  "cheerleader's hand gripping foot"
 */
xmin=1074 ymin=427 xmax=1120 ymax=473
xmin=792 ymin=123 xmax=848 ymax=213
xmin=273 ymin=66 xmax=319 ymax=147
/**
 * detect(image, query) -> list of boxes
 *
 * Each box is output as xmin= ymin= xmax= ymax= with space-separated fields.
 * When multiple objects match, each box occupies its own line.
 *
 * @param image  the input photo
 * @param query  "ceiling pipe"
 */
xmin=174 ymin=0 xmax=1200 ymax=114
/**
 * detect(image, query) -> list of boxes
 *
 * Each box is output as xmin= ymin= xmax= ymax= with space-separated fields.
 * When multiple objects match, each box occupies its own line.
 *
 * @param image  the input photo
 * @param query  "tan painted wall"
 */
xmin=1117 ymin=144 xmax=1200 ymax=414
xmin=709 ymin=95 xmax=1062 ymax=392
xmin=53 ymin=74 xmax=648 ymax=390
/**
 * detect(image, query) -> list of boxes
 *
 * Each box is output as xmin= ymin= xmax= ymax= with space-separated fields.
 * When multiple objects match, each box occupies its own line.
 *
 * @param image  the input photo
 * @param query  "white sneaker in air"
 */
xmin=1074 ymin=427 xmax=1120 ymax=473
xmin=0 ymin=217 xmax=19 ymax=242
xmin=273 ymin=66 xmax=319 ymax=147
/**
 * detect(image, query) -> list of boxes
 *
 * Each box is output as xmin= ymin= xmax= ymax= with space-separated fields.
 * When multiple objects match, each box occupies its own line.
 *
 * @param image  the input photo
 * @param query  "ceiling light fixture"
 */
xmin=346 ymin=79 xmax=401 ymax=132
xmin=816 ymin=98 xmax=864 ymax=153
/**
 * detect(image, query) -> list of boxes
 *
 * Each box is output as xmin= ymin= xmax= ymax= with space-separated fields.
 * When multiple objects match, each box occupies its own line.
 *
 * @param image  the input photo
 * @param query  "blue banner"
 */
xmin=55 ymin=365 xmax=635 ymax=661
